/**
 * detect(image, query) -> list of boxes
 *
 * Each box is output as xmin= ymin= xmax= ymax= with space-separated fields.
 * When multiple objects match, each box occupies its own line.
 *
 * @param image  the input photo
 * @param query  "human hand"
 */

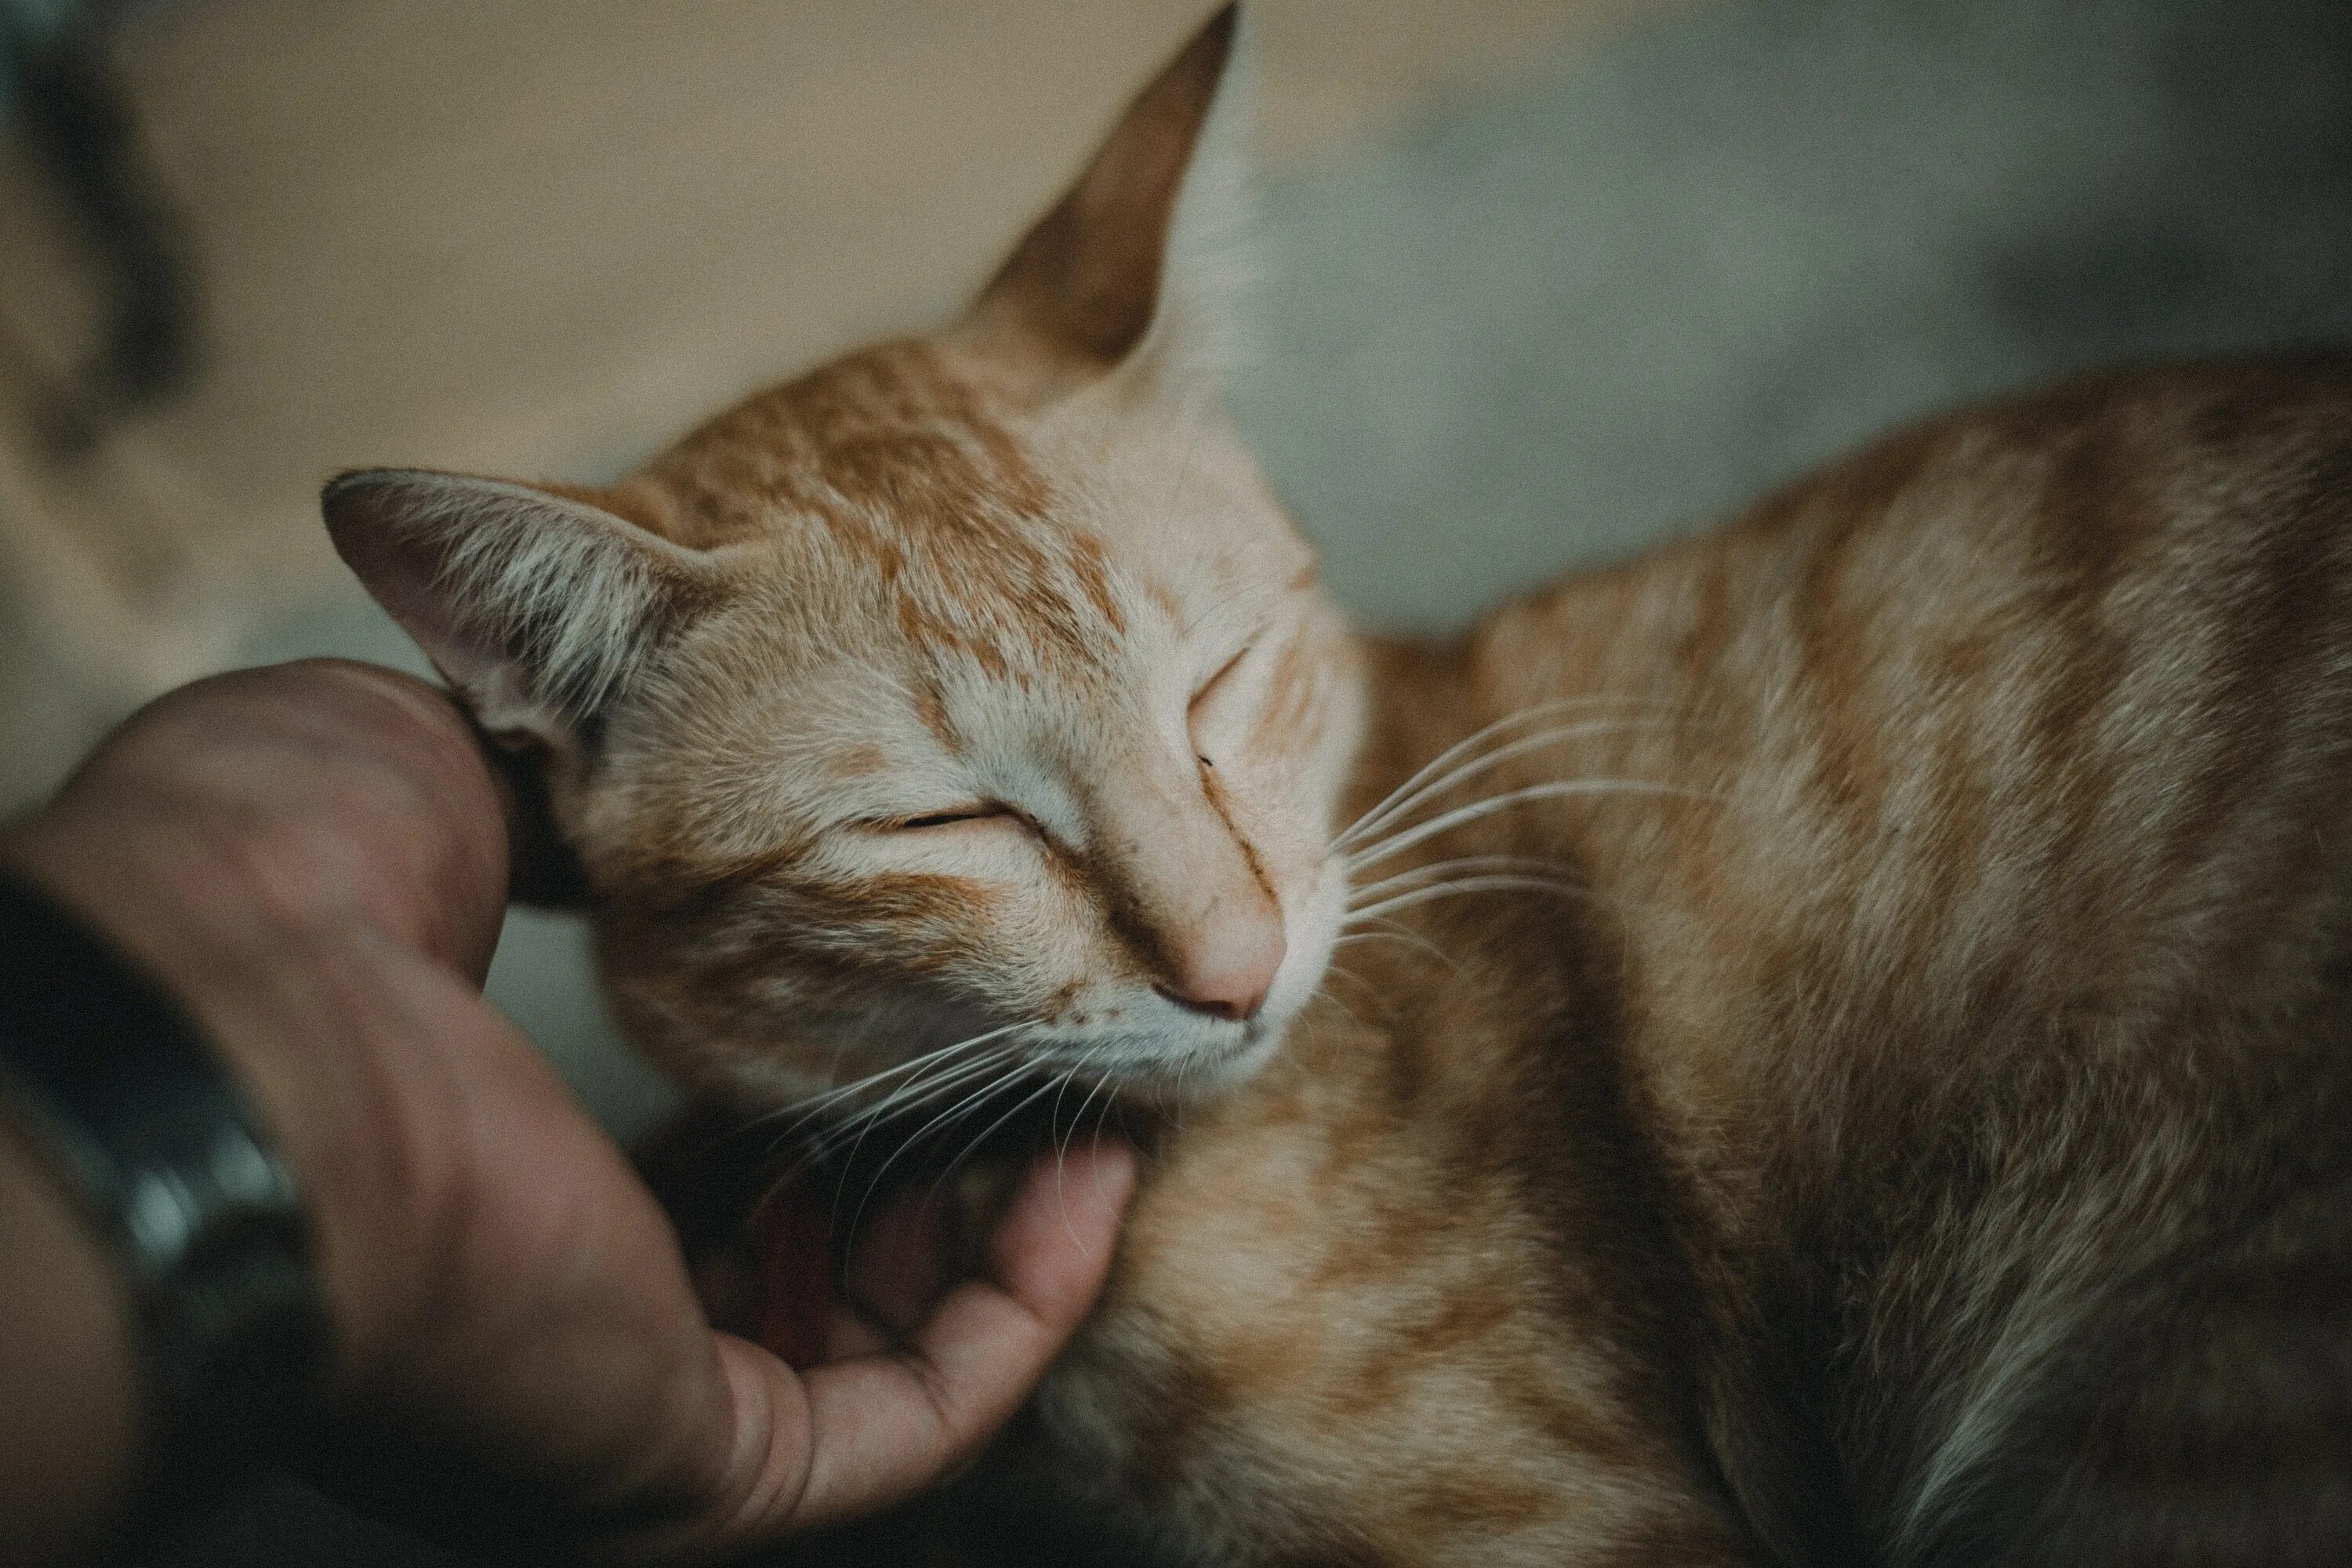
xmin=0 ymin=659 xmax=1134 ymax=1561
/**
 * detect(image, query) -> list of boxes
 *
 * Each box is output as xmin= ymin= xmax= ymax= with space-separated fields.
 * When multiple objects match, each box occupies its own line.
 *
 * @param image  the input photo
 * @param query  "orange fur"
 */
xmin=328 ymin=9 xmax=2352 ymax=1565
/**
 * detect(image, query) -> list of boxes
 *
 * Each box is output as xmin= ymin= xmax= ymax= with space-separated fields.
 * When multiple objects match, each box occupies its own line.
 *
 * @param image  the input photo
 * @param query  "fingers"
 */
xmin=15 ymin=659 xmax=513 ymax=980
xmin=217 ymin=660 xmax=514 ymax=973
xmin=840 ymin=1189 xmax=951 ymax=1338
xmin=686 ymin=1140 xmax=1136 ymax=1552
xmin=972 ymin=1135 xmax=1139 ymax=1362
xmin=799 ymin=1139 xmax=1134 ymax=1527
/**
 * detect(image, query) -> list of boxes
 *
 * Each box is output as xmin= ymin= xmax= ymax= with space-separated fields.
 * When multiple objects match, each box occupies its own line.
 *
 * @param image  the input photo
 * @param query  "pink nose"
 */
xmin=1157 ymin=920 xmax=1286 ymax=1022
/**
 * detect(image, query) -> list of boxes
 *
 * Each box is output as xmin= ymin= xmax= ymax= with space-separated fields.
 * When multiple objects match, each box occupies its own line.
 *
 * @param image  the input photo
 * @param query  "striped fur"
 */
xmin=328 ymin=10 xmax=2352 ymax=1566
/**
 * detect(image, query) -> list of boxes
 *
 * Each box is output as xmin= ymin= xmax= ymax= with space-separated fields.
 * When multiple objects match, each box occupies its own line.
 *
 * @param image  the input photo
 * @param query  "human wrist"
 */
xmin=0 ymin=815 xmax=463 ymax=1396
xmin=0 ymin=662 xmax=514 ymax=1388
xmin=0 ymin=855 xmax=354 ymax=1551
xmin=0 ymin=1117 xmax=140 ymax=1566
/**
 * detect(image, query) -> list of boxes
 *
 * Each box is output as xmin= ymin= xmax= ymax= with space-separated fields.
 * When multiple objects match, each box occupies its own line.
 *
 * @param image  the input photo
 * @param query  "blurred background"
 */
xmin=5 ymin=0 xmax=2350 ymax=1560
xmin=5 ymin=0 xmax=2352 ymax=1166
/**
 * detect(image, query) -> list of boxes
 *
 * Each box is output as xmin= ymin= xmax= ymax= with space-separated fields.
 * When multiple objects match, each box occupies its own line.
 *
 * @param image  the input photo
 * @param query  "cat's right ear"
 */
xmin=321 ymin=468 xmax=716 ymax=757
xmin=966 ymin=3 xmax=1250 ymax=383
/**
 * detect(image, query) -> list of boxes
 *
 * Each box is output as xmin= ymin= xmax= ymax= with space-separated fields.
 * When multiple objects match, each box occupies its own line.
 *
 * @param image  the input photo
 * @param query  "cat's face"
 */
xmin=326 ymin=7 xmax=1367 ymax=1105
xmin=569 ymin=335 xmax=1362 ymax=1102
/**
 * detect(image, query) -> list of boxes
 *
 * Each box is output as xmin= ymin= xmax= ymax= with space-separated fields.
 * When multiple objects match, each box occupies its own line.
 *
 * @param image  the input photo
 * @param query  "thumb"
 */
xmin=650 ymin=1140 xmax=1135 ymax=1558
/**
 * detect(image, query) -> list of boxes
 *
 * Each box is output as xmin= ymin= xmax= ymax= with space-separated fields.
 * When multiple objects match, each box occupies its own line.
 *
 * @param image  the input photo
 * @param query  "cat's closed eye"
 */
xmin=1189 ymin=634 xmax=1272 ymax=771
xmin=1189 ymin=642 xmax=1255 ymax=720
xmin=877 ymin=805 xmax=1011 ymax=832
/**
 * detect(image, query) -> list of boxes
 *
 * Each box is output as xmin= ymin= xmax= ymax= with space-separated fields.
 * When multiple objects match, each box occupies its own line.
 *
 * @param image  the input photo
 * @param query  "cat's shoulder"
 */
xmin=1727 ymin=347 xmax=2352 ymax=558
xmin=1979 ymin=347 xmax=2352 ymax=463
xmin=1910 ymin=347 xmax=2352 ymax=442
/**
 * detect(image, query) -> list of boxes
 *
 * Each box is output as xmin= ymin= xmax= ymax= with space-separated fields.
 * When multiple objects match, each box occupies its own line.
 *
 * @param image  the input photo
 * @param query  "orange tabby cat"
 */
xmin=324 ymin=8 xmax=2352 ymax=1563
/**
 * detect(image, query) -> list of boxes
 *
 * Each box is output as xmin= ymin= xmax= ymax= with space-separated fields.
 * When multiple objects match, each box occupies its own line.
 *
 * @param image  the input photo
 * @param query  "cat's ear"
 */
xmin=968 ymin=2 xmax=1251 ymax=381
xmin=321 ymin=468 xmax=716 ymax=753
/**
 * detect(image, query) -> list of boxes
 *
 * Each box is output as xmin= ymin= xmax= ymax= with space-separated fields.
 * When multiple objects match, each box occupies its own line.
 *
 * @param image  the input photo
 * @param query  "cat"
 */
xmin=322 ymin=6 xmax=2352 ymax=1564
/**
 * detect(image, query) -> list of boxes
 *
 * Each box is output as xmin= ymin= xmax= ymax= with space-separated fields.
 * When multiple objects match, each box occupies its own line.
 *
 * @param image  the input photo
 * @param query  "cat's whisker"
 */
xmin=1047 ymin=1042 xmax=1109 ymax=1190
xmin=1036 ymin=1060 xmax=1089 ymax=1244
xmin=826 ymin=1039 xmax=1025 ymax=1138
xmin=1334 ymin=699 xmax=1675 ymax=851
xmin=774 ymin=1027 xmax=1018 ymax=1129
xmin=1348 ymin=853 xmax=1583 ymax=909
xmin=754 ymin=1046 xmax=1008 ymax=1226
xmin=1047 ymin=1046 xmax=1087 ymax=1145
xmin=816 ymin=1036 xmax=858 ymax=1105
xmin=806 ymin=1040 xmax=1030 ymax=1176
xmin=1057 ymin=1047 xmax=1122 ymax=1189
xmin=1335 ymin=701 xmax=1601 ymax=849
xmin=1337 ymin=712 xmax=1684 ymax=852
xmin=1049 ymin=1045 xmax=1118 ymax=1244
xmin=1347 ymin=779 xmax=1714 ymax=873
xmin=1345 ymin=874 xmax=1593 ymax=927
xmin=1317 ymin=968 xmax=1374 ymax=1044
xmin=929 ymin=1065 xmax=1090 ymax=1216
xmin=754 ymin=1022 xmax=1029 ymax=1142
xmin=1319 ymin=995 xmax=1367 ymax=1033
xmin=1313 ymin=963 xmax=1375 ymax=1030
xmin=852 ymin=1053 xmax=1032 ymax=1172
xmin=864 ymin=1051 xmax=1075 ymax=1238
xmin=1338 ymin=719 xmax=1656 ymax=850
xmin=1331 ymin=914 xmax=1460 ymax=971
xmin=837 ymin=1053 xmax=1041 ymax=1244
xmin=755 ymin=1044 xmax=1026 ymax=1205
xmin=770 ymin=1033 xmax=1024 ymax=1160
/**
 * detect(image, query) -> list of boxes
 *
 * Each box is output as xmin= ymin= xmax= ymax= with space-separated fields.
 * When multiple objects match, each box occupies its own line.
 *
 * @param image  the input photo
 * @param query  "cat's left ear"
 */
xmin=321 ymin=467 xmax=718 ymax=758
xmin=965 ymin=3 xmax=1253 ymax=384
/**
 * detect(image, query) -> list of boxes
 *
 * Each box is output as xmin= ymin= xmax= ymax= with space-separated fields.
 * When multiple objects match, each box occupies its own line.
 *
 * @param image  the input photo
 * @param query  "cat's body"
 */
xmin=1024 ymin=357 xmax=2352 ymax=1566
xmin=325 ymin=11 xmax=2352 ymax=1564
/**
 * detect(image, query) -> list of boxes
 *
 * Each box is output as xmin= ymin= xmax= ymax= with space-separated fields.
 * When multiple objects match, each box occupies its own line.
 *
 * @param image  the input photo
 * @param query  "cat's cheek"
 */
xmin=1252 ymin=853 xmax=1352 ymax=1052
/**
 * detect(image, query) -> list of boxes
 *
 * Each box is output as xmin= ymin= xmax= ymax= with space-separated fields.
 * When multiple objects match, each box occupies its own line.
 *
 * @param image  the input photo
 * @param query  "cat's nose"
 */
xmin=1158 ymin=916 xmax=1285 ymax=1022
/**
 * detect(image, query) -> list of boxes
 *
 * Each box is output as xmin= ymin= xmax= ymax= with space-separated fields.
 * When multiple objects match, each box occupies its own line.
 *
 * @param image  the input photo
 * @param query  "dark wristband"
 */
xmin=0 ymin=869 xmax=328 ymax=1531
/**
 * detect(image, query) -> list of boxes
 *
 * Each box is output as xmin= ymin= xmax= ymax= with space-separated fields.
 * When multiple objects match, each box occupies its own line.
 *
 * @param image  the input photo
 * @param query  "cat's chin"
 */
xmin=692 ymin=1009 xmax=1279 ymax=1127
xmin=1167 ymin=1022 xmax=1292 ymax=1097
xmin=1078 ymin=1018 xmax=1288 ymax=1104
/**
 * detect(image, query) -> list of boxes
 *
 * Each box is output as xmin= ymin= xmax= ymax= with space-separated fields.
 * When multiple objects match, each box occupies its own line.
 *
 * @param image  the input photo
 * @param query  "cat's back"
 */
xmin=1490 ymin=351 xmax=2352 ymax=1065
xmin=1479 ymin=352 xmax=2352 ymax=1566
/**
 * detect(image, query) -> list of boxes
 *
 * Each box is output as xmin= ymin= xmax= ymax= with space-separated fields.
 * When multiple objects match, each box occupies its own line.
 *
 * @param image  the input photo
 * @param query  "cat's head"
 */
xmin=325 ymin=6 xmax=1366 ymax=1107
